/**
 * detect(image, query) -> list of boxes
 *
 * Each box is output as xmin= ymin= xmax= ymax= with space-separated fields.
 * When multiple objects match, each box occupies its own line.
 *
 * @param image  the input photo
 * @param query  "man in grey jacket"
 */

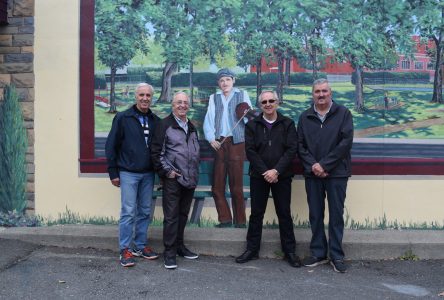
xmin=151 ymin=92 xmax=200 ymax=269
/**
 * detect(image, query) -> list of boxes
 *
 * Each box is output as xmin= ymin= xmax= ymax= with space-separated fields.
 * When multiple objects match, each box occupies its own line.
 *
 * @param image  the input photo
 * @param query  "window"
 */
xmin=401 ymin=60 xmax=411 ymax=69
xmin=427 ymin=62 xmax=434 ymax=70
xmin=414 ymin=61 xmax=424 ymax=70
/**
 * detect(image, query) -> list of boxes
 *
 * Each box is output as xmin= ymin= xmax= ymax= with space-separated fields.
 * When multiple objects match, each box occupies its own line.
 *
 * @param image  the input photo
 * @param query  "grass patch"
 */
xmin=29 ymin=207 xmax=444 ymax=230
xmin=95 ymin=82 xmax=444 ymax=138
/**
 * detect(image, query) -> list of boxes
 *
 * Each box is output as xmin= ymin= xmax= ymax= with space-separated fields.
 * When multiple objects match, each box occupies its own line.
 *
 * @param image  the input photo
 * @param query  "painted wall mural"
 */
xmin=77 ymin=0 xmax=444 ymax=227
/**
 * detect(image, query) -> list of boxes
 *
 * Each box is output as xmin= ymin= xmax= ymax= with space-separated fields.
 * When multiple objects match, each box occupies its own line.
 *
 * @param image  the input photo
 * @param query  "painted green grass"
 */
xmin=35 ymin=207 xmax=444 ymax=230
xmin=95 ymin=83 xmax=444 ymax=138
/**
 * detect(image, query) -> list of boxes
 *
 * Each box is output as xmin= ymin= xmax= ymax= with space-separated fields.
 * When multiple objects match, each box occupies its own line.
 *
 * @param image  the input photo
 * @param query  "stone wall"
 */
xmin=0 ymin=0 xmax=34 ymax=214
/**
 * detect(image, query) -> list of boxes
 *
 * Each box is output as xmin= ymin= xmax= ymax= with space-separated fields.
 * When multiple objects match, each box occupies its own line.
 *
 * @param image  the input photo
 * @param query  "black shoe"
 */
xmin=215 ymin=222 xmax=232 ymax=228
xmin=235 ymin=250 xmax=259 ymax=263
xmin=164 ymin=256 xmax=177 ymax=269
xmin=285 ymin=253 xmax=301 ymax=268
xmin=330 ymin=259 xmax=347 ymax=273
xmin=234 ymin=224 xmax=247 ymax=228
xmin=302 ymin=256 xmax=329 ymax=267
xmin=177 ymin=245 xmax=199 ymax=259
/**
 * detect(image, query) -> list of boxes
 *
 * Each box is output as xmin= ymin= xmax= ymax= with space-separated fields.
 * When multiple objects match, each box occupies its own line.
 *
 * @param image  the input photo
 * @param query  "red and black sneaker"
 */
xmin=119 ymin=248 xmax=135 ymax=267
xmin=131 ymin=246 xmax=159 ymax=260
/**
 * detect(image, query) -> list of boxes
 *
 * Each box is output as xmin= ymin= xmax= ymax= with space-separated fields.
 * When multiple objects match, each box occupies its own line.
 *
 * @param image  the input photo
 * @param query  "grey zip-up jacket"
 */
xmin=151 ymin=113 xmax=200 ymax=189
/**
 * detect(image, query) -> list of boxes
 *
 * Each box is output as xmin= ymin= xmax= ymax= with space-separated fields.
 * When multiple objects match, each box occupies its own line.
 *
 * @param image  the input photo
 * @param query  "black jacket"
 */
xmin=151 ymin=114 xmax=200 ymax=189
xmin=297 ymin=101 xmax=353 ymax=178
xmin=245 ymin=112 xmax=298 ymax=179
xmin=105 ymin=105 xmax=160 ymax=180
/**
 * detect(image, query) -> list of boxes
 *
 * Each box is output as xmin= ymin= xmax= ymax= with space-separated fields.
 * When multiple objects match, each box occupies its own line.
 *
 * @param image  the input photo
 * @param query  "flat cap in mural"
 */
xmin=217 ymin=68 xmax=235 ymax=80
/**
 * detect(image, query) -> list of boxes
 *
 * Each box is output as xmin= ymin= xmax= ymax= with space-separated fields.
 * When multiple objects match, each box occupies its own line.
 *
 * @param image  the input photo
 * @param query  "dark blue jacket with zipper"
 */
xmin=105 ymin=105 xmax=160 ymax=180
xmin=297 ymin=101 xmax=353 ymax=178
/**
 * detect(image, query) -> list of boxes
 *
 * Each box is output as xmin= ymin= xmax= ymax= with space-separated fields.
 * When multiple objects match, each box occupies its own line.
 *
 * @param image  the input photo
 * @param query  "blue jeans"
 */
xmin=119 ymin=171 xmax=154 ymax=251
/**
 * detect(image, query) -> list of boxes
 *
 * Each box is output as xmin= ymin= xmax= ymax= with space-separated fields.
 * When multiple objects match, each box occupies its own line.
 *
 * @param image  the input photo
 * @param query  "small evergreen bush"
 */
xmin=0 ymin=85 xmax=28 ymax=213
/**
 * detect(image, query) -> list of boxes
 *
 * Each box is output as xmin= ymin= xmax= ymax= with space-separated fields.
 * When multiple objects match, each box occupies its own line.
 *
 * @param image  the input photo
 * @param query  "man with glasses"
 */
xmin=151 ymin=92 xmax=200 ymax=269
xmin=235 ymin=90 xmax=301 ymax=267
xmin=297 ymin=79 xmax=353 ymax=273
xmin=204 ymin=68 xmax=252 ymax=228
xmin=105 ymin=83 xmax=160 ymax=267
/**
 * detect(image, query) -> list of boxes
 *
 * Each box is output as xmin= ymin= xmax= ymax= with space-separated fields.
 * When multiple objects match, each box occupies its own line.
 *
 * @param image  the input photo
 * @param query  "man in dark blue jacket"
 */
xmin=105 ymin=83 xmax=160 ymax=267
xmin=236 ymin=90 xmax=301 ymax=268
xmin=297 ymin=79 xmax=354 ymax=273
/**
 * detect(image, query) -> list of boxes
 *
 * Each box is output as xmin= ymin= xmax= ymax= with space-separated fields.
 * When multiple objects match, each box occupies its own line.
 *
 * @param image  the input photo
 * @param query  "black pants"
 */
xmin=247 ymin=177 xmax=296 ymax=255
xmin=162 ymin=178 xmax=194 ymax=258
xmin=305 ymin=177 xmax=348 ymax=260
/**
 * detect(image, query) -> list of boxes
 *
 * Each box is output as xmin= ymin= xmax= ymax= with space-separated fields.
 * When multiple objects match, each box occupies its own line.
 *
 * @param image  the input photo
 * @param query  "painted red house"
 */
xmin=251 ymin=36 xmax=435 ymax=80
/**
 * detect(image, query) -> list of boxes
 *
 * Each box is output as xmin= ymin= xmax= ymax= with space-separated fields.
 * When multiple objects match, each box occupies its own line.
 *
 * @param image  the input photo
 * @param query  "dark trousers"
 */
xmin=162 ymin=178 xmax=194 ymax=258
xmin=247 ymin=177 xmax=296 ymax=255
xmin=212 ymin=137 xmax=246 ymax=225
xmin=305 ymin=177 xmax=348 ymax=260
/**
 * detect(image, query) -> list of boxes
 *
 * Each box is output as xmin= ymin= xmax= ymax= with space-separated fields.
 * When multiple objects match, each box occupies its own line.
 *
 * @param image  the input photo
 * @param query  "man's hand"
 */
xmin=210 ymin=140 xmax=221 ymax=151
xmin=312 ymin=163 xmax=328 ymax=178
xmin=262 ymin=169 xmax=279 ymax=183
xmin=167 ymin=170 xmax=182 ymax=179
xmin=111 ymin=178 xmax=120 ymax=187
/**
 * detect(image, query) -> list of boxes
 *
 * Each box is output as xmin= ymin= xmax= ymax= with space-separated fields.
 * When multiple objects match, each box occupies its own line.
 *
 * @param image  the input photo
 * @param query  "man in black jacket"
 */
xmin=297 ymin=79 xmax=353 ymax=273
xmin=151 ymin=92 xmax=200 ymax=270
xmin=235 ymin=90 xmax=301 ymax=268
xmin=105 ymin=83 xmax=160 ymax=267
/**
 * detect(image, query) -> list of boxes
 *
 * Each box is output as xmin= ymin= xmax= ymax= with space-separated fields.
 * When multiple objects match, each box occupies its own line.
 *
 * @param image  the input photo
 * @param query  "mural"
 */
xmin=77 ymin=0 xmax=444 ymax=225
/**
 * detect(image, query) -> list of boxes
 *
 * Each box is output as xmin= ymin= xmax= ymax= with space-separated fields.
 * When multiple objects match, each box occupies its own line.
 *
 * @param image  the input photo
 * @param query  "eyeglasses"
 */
xmin=260 ymin=99 xmax=276 ymax=105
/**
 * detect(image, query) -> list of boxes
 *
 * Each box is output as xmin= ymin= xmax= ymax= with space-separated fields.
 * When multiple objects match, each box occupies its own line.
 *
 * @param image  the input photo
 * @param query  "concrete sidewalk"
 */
xmin=1 ymin=225 xmax=443 ymax=260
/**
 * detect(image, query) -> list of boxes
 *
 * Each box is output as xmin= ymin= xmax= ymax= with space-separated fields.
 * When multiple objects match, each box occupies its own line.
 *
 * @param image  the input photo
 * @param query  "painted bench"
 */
xmin=152 ymin=160 xmax=251 ymax=224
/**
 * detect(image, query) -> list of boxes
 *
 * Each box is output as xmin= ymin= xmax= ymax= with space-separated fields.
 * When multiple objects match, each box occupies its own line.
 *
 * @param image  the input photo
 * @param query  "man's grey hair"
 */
xmin=134 ymin=83 xmax=154 ymax=95
xmin=172 ymin=91 xmax=189 ymax=105
xmin=312 ymin=78 xmax=330 ymax=91
xmin=259 ymin=90 xmax=278 ymax=101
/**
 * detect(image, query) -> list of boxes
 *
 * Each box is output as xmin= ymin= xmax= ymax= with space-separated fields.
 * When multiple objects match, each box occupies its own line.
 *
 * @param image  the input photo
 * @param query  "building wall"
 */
xmin=0 ymin=0 xmax=35 ymax=213
xmin=33 ymin=0 xmax=444 ymax=227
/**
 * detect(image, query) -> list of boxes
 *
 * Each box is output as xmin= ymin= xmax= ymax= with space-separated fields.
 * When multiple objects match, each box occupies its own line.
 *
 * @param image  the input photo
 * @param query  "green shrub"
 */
xmin=168 ymin=71 xmax=326 ymax=87
xmin=0 ymin=85 xmax=28 ymax=213
xmin=127 ymin=66 xmax=163 ymax=75
xmin=352 ymin=71 xmax=430 ymax=85
xmin=94 ymin=74 xmax=107 ymax=89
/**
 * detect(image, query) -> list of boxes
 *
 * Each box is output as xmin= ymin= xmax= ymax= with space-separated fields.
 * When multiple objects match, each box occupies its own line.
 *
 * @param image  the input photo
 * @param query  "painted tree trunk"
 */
xmin=276 ymin=54 xmax=284 ymax=103
xmin=431 ymin=42 xmax=443 ymax=104
xmin=256 ymin=58 xmax=262 ymax=106
xmin=312 ymin=45 xmax=318 ymax=80
xmin=284 ymin=58 xmax=291 ymax=86
xmin=189 ymin=61 xmax=194 ymax=107
xmin=108 ymin=66 xmax=117 ymax=113
xmin=159 ymin=62 xmax=177 ymax=102
xmin=354 ymin=66 xmax=364 ymax=112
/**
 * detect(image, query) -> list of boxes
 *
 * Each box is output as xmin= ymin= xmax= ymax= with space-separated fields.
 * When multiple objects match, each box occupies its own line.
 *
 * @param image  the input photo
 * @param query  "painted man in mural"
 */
xmin=151 ymin=92 xmax=200 ymax=270
xmin=203 ymin=68 xmax=252 ymax=228
xmin=236 ymin=90 xmax=301 ymax=267
xmin=297 ymin=78 xmax=354 ymax=273
xmin=105 ymin=83 xmax=160 ymax=267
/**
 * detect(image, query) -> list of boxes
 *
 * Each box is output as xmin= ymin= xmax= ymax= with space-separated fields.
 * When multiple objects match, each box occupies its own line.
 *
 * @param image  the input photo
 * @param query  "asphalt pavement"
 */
xmin=1 ymin=238 xmax=443 ymax=299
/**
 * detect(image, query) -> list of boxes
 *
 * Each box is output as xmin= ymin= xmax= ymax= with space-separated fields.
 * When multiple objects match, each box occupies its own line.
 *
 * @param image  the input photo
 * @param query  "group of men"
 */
xmin=105 ymin=68 xmax=353 ymax=273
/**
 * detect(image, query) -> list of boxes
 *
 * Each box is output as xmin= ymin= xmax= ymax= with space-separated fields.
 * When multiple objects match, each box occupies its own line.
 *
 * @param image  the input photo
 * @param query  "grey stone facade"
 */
xmin=0 ymin=0 xmax=34 ymax=214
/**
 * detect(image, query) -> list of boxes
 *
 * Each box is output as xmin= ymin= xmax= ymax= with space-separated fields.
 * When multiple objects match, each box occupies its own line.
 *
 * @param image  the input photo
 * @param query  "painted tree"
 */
xmin=149 ymin=0 xmax=233 ymax=103
xmin=294 ymin=0 xmax=335 ymax=80
xmin=95 ymin=0 xmax=148 ymax=112
xmin=267 ymin=0 xmax=303 ymax=102
xmin=0 ymin=86 xmax=27 ymax=213
xmin=231 ymin=0 xmax=274 ymax=104
xmin=409 ymin=0 xmax=444 ymax=103
xmin=329 ymin=0 xmax=410 ymax=112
